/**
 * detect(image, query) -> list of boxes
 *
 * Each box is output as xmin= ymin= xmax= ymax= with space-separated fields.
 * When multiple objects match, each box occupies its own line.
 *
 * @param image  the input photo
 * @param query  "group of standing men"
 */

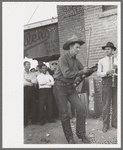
xmin=24 ymin=35 xmax=118 ymax=144
xmin=24 ymin=61 xmax=59 ymax=128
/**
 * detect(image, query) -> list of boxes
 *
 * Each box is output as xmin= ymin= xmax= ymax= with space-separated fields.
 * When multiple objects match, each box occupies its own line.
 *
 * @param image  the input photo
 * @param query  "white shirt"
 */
xmin=37 ymin=73 xmax=54 ymax=89
xmin=35 ymin=70 xmax=49 ymax=76
xmin=24 ymin=70 xmax=37 ymax=87
xmin=97 ymin=55 xmax=116 ymax=77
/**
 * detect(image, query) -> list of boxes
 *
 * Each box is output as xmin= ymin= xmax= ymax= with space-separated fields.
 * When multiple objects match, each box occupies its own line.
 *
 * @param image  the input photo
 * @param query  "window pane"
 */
xmin=103 ymin=5 xmax=117 ymax=11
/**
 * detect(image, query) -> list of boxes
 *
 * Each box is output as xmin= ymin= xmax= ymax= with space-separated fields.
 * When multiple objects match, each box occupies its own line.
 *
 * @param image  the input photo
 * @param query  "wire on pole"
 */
xmin=27 ymin=5 xmax=39 ymax=25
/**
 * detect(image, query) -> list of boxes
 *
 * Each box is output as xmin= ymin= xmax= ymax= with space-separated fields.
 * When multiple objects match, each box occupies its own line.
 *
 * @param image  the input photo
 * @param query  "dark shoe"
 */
xmin=68 ymin=139 xmax=75 ymax=144
xmin=48 ymin=119 xmax=56 ymax=123
xmin=112 ymin=124 xmax=117 ymax=128
xmin=81 ymin=136 xmax=90 ymax=143
xmin=102 ymin=124 xmax=109 ymax=133
xmin=102 ymin=127 xmax=108 ymax=133
xmin=39 ymin=122 xmax=45 ymax=126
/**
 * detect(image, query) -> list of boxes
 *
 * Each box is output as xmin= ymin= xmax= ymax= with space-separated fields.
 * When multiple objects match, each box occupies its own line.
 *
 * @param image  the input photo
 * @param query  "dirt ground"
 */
xmin=24 ymin=117 xmax=117 ymax=144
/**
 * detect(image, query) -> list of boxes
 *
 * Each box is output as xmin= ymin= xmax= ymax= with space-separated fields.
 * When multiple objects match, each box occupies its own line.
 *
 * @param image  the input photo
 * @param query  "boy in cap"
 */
xmin=97 ymin=42 xmax=118 ymax=133
xmin=53 ymin=35 xmax=91 ymax=144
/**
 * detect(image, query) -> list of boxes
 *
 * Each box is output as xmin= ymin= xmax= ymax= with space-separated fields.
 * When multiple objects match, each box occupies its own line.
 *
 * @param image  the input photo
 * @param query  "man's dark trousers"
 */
xmin=38 ymin=88 xmax=53 ymax=124
xmin=53 ymin=80 xmax=86 ymax=142
xmin=24 ymin=86 xmax=37 ymax=126
xmin=111 ymin=76 xmax=117 ymax=128
xmin=102 ymin=76 xmax=117 ymax=129
xmin=102 ymin=76 xmax=112 ymax=129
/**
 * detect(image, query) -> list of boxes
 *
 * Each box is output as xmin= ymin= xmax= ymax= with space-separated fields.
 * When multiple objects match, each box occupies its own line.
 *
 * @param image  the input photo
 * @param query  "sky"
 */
xmin=3 ymin=2 xmax=58 ymax=25
xmin=23 ymin=2 xmax=58 ymax=25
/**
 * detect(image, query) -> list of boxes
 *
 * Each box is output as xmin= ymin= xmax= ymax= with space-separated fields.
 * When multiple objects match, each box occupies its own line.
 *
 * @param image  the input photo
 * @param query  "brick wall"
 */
xmin=57 ymin=5 xmax=118 ymax=112
xmin=57 ymin=5 xmax=87 ymax=66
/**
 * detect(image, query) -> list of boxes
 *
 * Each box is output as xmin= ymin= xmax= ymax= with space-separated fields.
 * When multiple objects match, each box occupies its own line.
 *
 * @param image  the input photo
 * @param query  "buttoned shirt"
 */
xmin=53 ymin=51 xmax=84 ymax=83
xmin=97 ymin=56 xmax=114 ymax=77
xmin=37 ymin=73 xmax=54 ymax=89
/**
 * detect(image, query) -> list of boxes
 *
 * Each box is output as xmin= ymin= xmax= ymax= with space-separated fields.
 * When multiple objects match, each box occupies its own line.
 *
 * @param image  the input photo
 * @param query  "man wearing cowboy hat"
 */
xmin=97 ymin=42 xmax=117 ymax=133
xmin=53 ymin=35 xmax=91 ymax=144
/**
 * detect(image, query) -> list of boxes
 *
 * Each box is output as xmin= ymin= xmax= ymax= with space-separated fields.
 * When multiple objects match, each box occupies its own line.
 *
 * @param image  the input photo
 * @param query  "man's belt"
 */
xmin=55 ymin=79 xmax=73 ymax=88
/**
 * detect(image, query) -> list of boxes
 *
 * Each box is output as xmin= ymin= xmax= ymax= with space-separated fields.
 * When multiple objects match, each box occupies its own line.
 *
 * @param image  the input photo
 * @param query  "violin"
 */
xmin=73 ymin=64 xmax=98 ymax=88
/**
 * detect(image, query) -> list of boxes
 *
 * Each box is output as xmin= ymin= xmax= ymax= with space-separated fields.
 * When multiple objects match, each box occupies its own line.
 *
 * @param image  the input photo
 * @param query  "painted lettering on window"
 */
xmin=24 ymin=28 xmax=50 ymax=50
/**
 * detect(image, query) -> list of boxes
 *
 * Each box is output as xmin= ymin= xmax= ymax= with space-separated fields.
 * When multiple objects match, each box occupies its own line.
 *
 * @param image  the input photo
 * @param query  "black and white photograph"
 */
xmin=3 ymin=1 xmax=121 ymax=148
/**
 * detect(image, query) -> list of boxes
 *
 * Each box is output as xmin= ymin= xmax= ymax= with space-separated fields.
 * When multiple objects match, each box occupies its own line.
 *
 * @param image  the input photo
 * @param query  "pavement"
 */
xmin=24 ymin=117 xmax=117 ymax=144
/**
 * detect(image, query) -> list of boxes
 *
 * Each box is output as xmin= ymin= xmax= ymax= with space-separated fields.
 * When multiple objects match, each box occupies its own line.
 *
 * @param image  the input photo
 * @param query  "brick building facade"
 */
xmin=57 ymin=5 xmax=118 ymax=114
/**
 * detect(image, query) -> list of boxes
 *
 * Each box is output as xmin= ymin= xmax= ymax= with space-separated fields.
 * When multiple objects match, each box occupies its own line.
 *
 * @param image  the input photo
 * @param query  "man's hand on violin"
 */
xmin=74 ymin=76 xmax=81 ymax=84
xmin=106 ymin=69 xmax=115 ymax=76
xmin=82 ymin=67 xmax=91 ymax=74
xmin=78 ymin=67 xmax=91 ymax=76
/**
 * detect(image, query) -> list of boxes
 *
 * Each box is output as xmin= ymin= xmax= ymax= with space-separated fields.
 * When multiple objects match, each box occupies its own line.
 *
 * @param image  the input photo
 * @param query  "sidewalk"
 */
xmin=24 ymin=117 xmax=117 ymax=144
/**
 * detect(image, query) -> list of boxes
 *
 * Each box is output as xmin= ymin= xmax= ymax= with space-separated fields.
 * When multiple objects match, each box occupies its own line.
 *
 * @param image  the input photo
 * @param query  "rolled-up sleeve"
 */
xmin=59 ymin=55 xmax=79 ymax=78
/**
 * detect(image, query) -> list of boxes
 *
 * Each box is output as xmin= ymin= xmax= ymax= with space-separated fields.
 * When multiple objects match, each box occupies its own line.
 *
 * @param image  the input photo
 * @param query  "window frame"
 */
xmin=99 ymin=5 xmax=117 ymax=18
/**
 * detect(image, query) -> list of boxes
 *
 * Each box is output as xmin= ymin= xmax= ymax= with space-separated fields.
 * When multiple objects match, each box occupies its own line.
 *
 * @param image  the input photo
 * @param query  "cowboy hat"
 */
xmin=102 ymin=42 xmax=116 ymax=51
xmin=63 ymin=35 xmax=85 ymax=50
